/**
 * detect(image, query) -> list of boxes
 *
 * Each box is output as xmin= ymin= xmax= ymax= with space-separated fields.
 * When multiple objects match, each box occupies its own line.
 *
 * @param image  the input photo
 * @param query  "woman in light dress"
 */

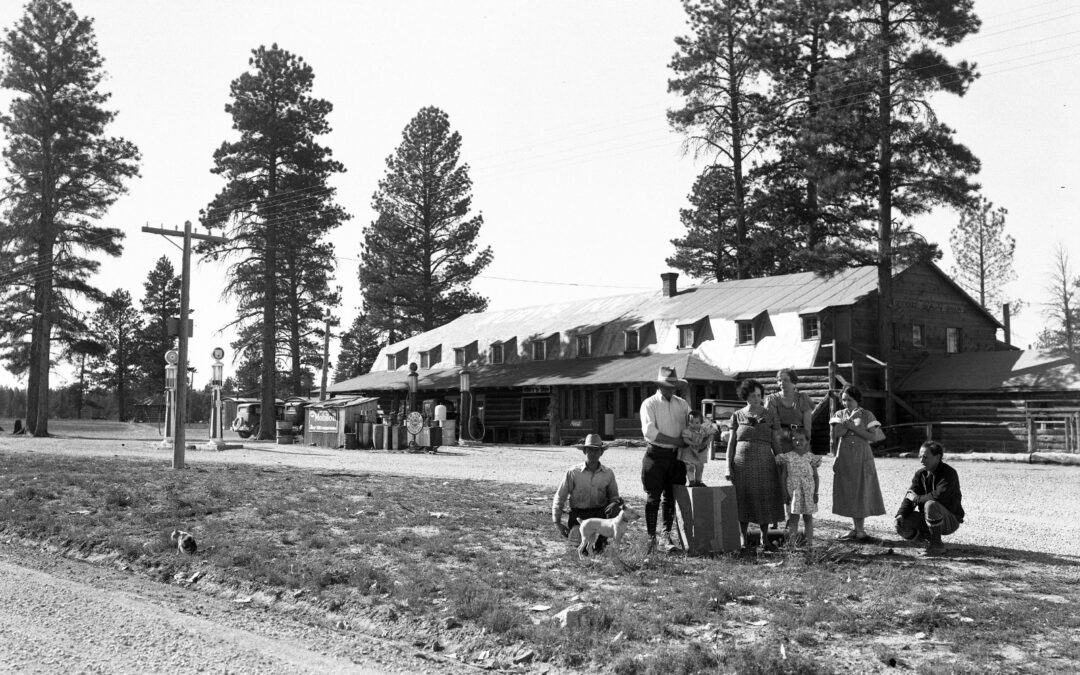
xmin=830 ymin=385 xmax=886 ymax=541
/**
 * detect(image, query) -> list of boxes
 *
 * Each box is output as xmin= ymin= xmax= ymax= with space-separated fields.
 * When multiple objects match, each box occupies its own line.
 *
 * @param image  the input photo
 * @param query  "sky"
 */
xmin=0 ymin=0 xmax=1077 ymax=391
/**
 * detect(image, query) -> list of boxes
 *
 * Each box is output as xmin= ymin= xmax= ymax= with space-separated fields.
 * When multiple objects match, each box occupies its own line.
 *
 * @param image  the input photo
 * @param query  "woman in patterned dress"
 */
xmin=726 ymin=378 xmax=786 ymax=552
xmin=830 ymin=385 xmax=886 ymax=541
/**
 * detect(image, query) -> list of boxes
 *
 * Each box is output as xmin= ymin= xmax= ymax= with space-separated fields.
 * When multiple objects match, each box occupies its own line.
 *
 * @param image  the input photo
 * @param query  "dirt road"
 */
xmin=4 ymin=427 xmax=1080 ymax=558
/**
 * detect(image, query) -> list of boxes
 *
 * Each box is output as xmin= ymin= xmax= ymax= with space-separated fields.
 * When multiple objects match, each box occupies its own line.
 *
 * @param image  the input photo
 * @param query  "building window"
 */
xmin=947 ymin=327 xmax=961 ymax=353
xmin=617 ymin=386 xmax=644 ymax=419
xmin=521 ymin=396 xmax=549 ymax=421
xmin=624 ymin=330 xmax=639 ymax=353
xmin=386 ymin=348 xmax=408 ymax=370
xmin=563 ymin=389 xmax=593 ymax=420
xmin=532 ymin=340 xmax=547 ymax=361
xmin=490 ymin=343 xmax=504 ymax=365
xmin=577 ymin=334 xmax=591 ymax=357
xmin=802 ymin=316 xmax=820 ymax=340
xmin=419 ymin=346 xmax=440 ymax=369
xmin=453 ymin=341 xmax=478 ymax=366
xmin=912 ymin=324 xmax=925 ymax=348
xmin=737 ymin=322 xmax=754 ymax=345
xmin=678 ymin=325 xmax=695 ymax=349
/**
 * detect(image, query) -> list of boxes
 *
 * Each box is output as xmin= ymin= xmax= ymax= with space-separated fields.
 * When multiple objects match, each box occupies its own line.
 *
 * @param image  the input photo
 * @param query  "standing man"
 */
xmin=895 ymin=441 xmax=964 ymax=556
xmin=640 ymin=366 xmax=690 ymax=552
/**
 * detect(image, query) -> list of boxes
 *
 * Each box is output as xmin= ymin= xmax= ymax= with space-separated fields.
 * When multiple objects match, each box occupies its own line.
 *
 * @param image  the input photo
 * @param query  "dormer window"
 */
xmin=490 ymin=342 xmax=504 ymax=365
xmin=453 ymin=341 xmax=478 ymax=366
xmin=678 ymin=325 xmax=695 ymax=349
xmin=386 ymin=347 xmax=408 ymax=370
xmin=737 ymin=322 xmax=755 ymax=345
xmin=419 ymin=345 xmax=441 ymax=369
xmin=577 ymin=334 xmax=592 ymax=357
xmin=532 ymin=340 xmax=547 ymax=361
xmin=624 ymin=329 xmax=639 ymax=353
xmin=801 ymin=316 xmax=820 ymax=340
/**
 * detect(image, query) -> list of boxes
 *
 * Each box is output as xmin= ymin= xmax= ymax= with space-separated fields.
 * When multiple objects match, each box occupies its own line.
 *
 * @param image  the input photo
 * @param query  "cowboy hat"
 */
xmin=577 ymin=433 xmax=605 ymax=451
xmin=655 ymin=366 xmax=680 ymax=388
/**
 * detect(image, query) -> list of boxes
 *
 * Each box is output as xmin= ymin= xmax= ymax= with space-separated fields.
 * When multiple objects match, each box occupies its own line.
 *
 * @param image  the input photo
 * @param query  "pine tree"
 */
xmin=361 ymin=106 xmax=492 ymax=340
xmin=137 ymin=256 xmax=181 ymax=396
xmin=668 ymin=0 xmax=770 ymax=279
xmin=949 ymin=198 xmax=1016 ymax=318
xmin=201 ymin=44 xmax=346 ymax=437
xmin=0 ymin=0 xmax=140 ymax=435
xmin=844 ymin=0 xmax=981 ymax=370
xmin=86 ymin=289 xmax=143 ymax=421
xmin=335 ymin=314 xmax=383 ymax=382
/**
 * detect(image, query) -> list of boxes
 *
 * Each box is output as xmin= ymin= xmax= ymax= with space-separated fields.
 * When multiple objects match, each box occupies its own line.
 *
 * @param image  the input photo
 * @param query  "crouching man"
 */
xmin=894 ymin=441 xmax=964 ymax=556
xmin=552 ymin=433 xmax=620 ymax=554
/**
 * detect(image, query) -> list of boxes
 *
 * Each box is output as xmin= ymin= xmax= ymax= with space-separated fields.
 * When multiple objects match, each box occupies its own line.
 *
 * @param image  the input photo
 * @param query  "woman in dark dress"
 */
xmin=726 ymin=378 xmax=786 ymax=552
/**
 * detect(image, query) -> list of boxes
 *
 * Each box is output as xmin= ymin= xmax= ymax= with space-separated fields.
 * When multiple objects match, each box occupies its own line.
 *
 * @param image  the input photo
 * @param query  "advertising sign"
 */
xmin=308 ymin=408 xmax=338 ymax=434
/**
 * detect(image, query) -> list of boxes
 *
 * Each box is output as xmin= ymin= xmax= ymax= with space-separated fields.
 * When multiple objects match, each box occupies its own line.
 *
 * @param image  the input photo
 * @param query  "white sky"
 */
xmin=1 ymin=0 xmax=1077 ymax=390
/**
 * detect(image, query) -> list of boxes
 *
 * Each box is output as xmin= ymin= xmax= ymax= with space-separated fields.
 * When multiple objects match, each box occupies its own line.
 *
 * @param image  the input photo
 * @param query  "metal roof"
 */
xmin=378 ymin=266 xmax=883 ymax=364
xmin=327 ymin=351 xmax=733 ymax=394
xmin=898 ymin=350 xmax=1080 ymax=392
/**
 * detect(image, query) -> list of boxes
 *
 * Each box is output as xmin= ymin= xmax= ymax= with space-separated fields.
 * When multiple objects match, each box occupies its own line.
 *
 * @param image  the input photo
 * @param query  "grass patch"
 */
xmin=1 ymin=452 xmax=1078 ymax=673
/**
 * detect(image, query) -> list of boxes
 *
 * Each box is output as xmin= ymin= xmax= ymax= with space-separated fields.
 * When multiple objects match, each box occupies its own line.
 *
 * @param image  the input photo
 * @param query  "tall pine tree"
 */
xmin=949 ymin=197 xmax=1015 ymax=318
xmin=0 ymin=0 xmax=140 ymax=435
xmin=86 ymin=289 xmax=142 ymax=421
xmin=137 ymin=256 xmax=181 ymax=397
xmin=360 ymin=106 xmax=492 ymax=342
xmin=668 ymin=0 xmax=770 ymax=279
xmin=201 ymin=44 xmax=346 ymax=437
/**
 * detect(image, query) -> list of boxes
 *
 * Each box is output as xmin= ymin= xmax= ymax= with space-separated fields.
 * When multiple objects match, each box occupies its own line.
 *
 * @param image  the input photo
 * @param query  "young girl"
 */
xmin=680 ymin=410 xmax=716 ymax=487
xmin=775 ymin=428 xmax=821 ymax=547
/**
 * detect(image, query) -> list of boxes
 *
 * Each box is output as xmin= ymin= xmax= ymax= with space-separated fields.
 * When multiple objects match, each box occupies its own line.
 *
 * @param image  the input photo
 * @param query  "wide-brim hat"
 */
xmin=577 ymin=433 xmax=605 ymax=451
xmin=655 ymin=366 xmax=680 ymax=388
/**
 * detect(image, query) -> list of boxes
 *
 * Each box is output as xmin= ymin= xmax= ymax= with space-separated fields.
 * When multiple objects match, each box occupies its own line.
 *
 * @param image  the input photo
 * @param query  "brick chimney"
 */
xmin=661 ymin=272 xmax=679 ymax=298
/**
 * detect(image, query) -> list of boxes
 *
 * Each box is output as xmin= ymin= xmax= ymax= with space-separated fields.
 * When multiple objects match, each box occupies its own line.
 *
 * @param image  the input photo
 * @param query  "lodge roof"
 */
xmin=898 ymin=349 xmax=1080 ymax=392
xmin=326 ymin=351 xmax=733 ymax=394
xmin=383 ymin=265 xmax=884 ymax=358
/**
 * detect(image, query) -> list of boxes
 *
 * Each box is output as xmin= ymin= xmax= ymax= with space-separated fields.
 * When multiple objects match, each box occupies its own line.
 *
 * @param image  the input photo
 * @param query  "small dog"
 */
xmin=577 ymin=502 xmax=640 ymax=560
xmin=170 ymin=529 xmax=197 ymax=555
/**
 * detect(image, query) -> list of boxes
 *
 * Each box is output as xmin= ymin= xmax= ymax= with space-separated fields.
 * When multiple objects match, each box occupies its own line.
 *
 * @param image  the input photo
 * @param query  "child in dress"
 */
xmin=775 ymin=429 xmax=821 ymax=547
xmin=680 ymin=410 xmax=717 ymax=487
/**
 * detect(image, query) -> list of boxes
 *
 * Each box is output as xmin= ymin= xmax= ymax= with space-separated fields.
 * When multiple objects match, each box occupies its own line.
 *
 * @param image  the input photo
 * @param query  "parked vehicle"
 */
xmin=231 ymin=399 xmax=284 ymax=439
xmin=701 ymin=398 xmax=742 ymax=460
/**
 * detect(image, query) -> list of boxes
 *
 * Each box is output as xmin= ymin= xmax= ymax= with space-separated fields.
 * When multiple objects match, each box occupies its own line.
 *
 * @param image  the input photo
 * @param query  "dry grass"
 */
xmin=1 ymin=450 xmax=1079 ymax=673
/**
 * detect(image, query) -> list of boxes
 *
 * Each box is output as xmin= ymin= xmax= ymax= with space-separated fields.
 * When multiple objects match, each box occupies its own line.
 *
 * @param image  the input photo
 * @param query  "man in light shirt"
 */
xmin=640 ymin=366 xmax=690 ymax=552
xmin=552 ymin=433 xmax=621 ymax=554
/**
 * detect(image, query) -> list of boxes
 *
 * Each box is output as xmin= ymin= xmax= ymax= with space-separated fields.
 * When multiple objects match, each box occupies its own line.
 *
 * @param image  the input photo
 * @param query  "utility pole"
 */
xmin=143 ymin=221 xmax=228 ymax=469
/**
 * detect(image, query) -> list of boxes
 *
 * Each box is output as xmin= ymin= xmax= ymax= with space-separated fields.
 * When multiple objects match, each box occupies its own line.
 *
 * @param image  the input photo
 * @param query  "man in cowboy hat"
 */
xmin=552 ymin=433 xmax=621 ymax=554
xmin=640 ymin=365 xmax=690 ymax=552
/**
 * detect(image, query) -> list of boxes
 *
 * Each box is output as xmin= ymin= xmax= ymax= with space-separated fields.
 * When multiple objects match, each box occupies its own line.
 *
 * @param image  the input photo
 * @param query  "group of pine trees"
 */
xmin=0 ymin=0 xmax=1076 ymax=434
xmin=0 ymin=1 xmax=490 ymax=437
